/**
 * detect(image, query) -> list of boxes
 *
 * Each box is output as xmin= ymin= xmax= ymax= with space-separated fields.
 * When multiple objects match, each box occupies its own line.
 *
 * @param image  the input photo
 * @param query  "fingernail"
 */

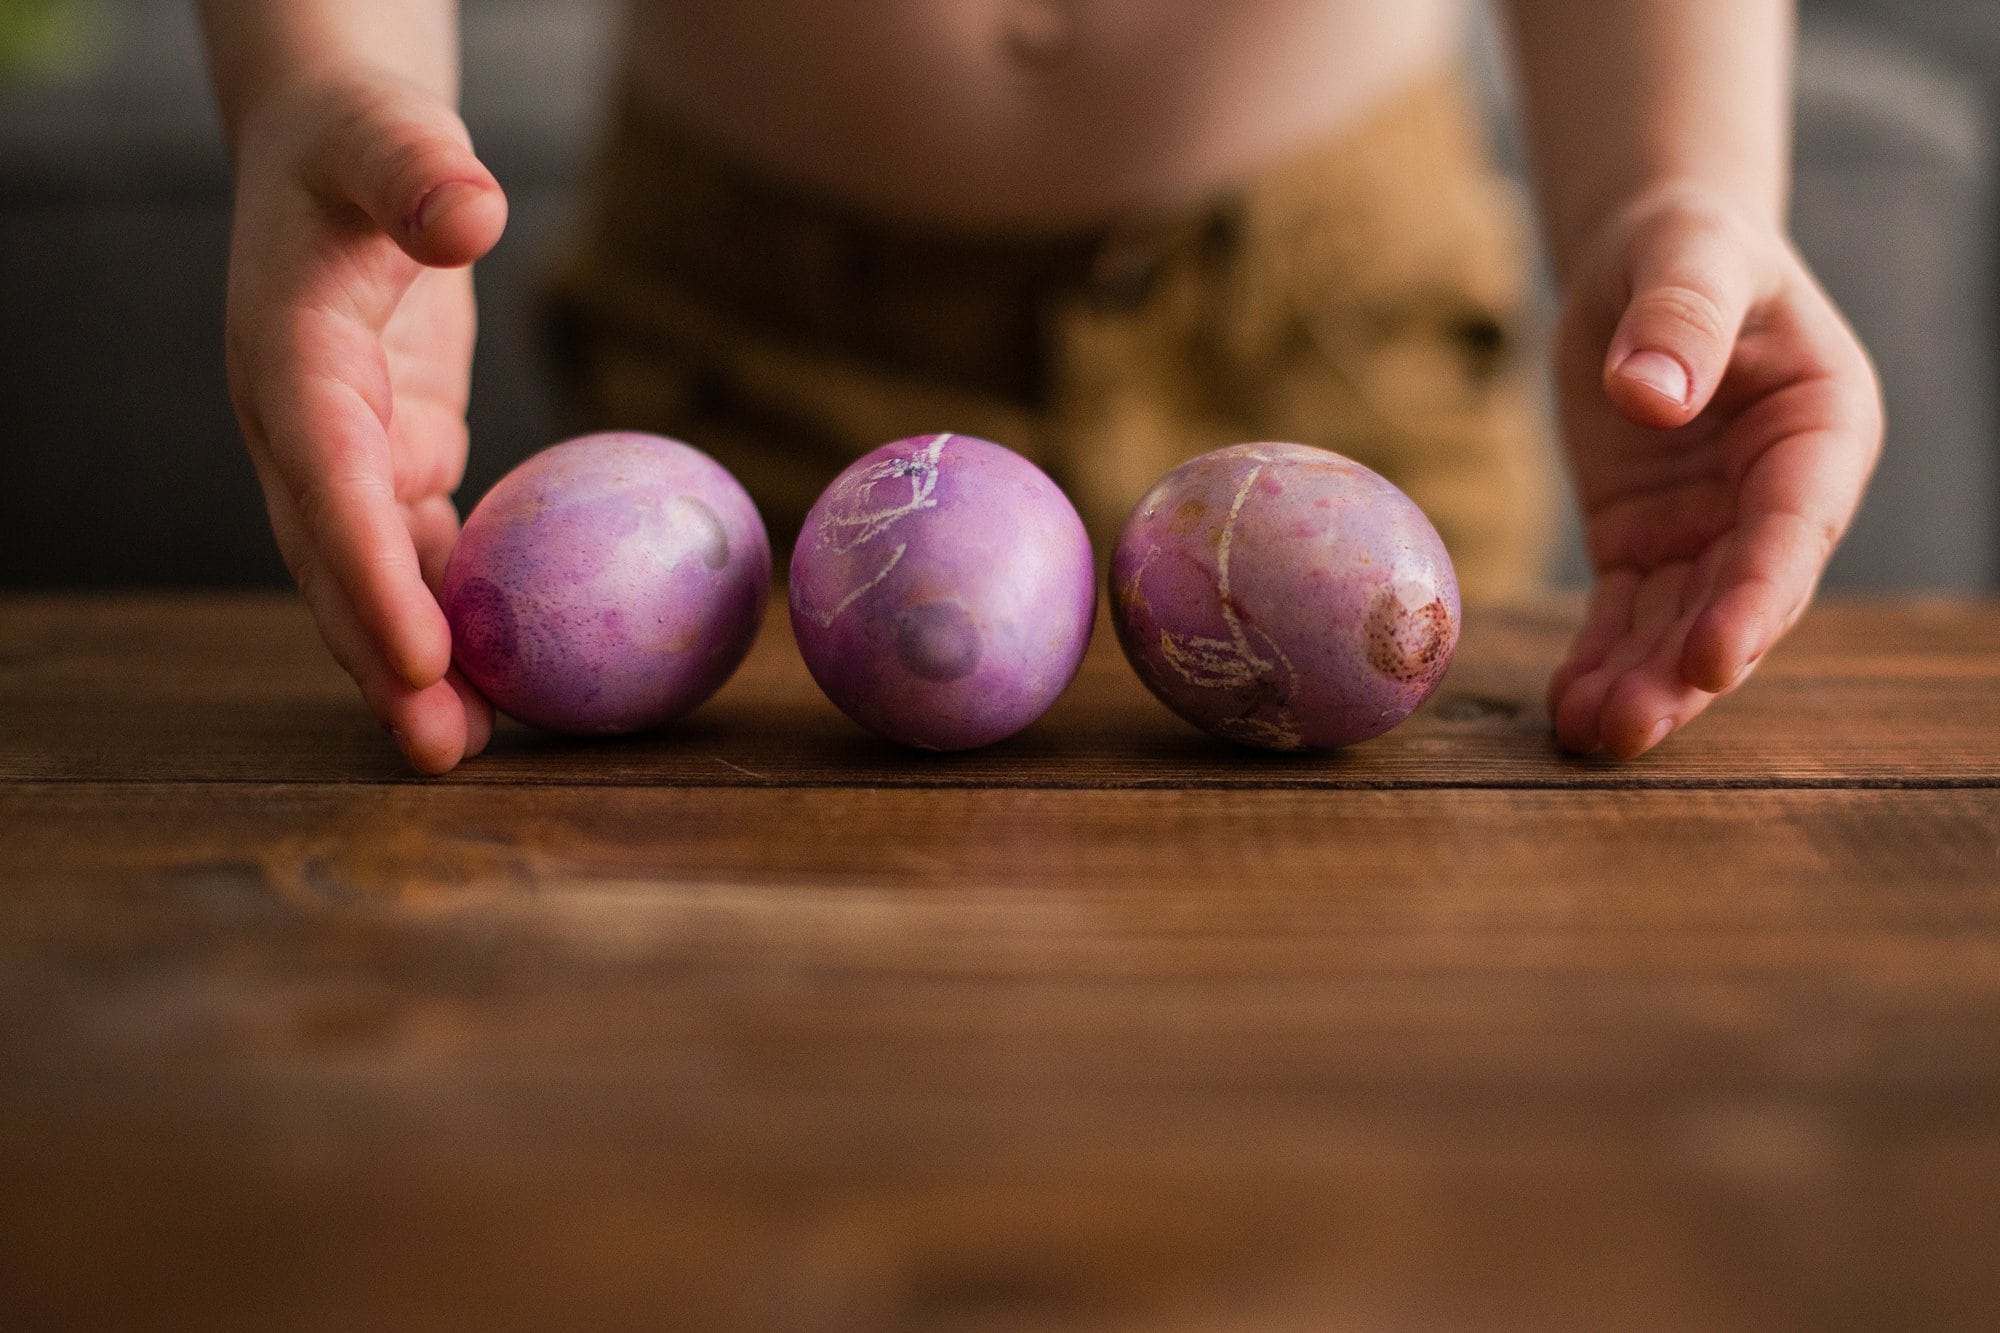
xmin=412 ymin=181 xmax=477 ymax=235
xmin=1726 ymin=659 xmax=1756 ymax=691
xmin=1616 ymin=350 xmax=1690 ymax=406
xmin=1642 ymin=718 xmax=1673 ymax=752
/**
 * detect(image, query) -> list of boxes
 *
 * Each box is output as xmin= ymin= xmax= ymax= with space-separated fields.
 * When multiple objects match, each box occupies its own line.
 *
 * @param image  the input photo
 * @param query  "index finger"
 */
xmin=250 ymin=309 xmax=454 ymax=691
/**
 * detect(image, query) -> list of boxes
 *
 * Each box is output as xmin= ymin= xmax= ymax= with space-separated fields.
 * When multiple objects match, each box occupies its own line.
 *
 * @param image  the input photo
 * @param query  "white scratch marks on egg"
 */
xmin=1149 ymin=463 xmax=1302 ymax=748
xmin=810 ymin=541 xmax=907 ymax=630
xmin=817 ymin=433 xmax=948 ymax=553
xmin=806 ymin=434 xmax=951 ymax=628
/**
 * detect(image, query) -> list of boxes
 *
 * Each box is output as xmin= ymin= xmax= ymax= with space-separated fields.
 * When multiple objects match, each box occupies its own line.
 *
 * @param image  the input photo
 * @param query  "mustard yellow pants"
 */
xmin=542 ymin=66 xmax=1556 ymax=600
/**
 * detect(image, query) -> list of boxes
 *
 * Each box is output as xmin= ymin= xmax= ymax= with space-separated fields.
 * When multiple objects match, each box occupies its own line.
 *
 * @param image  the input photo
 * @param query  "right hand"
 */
xmin=222 ymin=74 xmax=509 ymax=772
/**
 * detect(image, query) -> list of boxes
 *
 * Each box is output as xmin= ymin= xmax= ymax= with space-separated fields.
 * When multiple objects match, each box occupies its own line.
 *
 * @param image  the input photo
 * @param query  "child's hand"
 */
xmin=1545 ymin=182 xmax=1883 ymax=758
xmin=221 ymin=74 xmax=508 ymax=772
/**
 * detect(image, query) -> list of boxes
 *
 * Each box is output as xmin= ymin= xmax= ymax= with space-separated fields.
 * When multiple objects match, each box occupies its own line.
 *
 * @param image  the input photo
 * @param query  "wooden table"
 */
xmin=3 ymin=592 xmax=1998 ymax=1331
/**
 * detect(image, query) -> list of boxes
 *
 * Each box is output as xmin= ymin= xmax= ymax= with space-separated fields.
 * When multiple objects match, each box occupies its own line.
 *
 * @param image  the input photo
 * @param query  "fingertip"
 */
xmin=1614 ymin=349 xmax=1691 ymax=407
xmin=447 ymin=667 xmax=495 ymax=759
xmin=404 ymin=178 xmax=508 ymax=267
xmin=1600 ymin=659 xmax=1715 ymax=760
xmin=1680 ymin=642 xmax=1736 ymax=696
xmin=404 ymin=742 xmax=461 ymax=777
xmin=462 ymin=709 xmax=493 ymax=761
xmin=1678 ymin=592 xmax=1770 ymax=694
xmin=1607 ymin=715 xmax=1675 ymax=762
xmin=1549 ymin=568 xmax=1642 ymax=728
xmin=1677 ymin=610 xmax=1732 ymax=693
xmin=1598 ymin=678 xmax=1661 ymax=760
xmin=390 ymin=602 xmax=455 ymax=692
xmin=310 ymin=87 xmax=506 ymax=268
xmin=1685 ymin=642 xmax=1760 ymax=698
xmin=1545 ymin=660 xmax=1588 ymax=726
xmin=1605 ymin=349 xmax=1696 ymax=430
xmin=293 ymin=542 xmax=467 ymax=773
xmin=392 ymin=678 xmax=469 ymax=775
xmin=1552 ymin=676 xmax=1607 ymax=756
xmin=1608 ymin=225 xmax=1754 ymax=427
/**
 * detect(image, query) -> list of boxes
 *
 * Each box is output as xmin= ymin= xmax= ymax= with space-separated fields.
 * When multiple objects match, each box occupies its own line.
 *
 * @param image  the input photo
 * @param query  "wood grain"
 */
xmin=2 ymin=592 xmax=1998 ymax=787
xmin=5 ymin=782 xmax=2000 ymax=1329
xmin=3 ymin=593 xmax=1998 ymax=1330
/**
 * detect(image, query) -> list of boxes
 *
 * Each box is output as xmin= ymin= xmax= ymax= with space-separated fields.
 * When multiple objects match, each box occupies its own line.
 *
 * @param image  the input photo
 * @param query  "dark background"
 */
xmin=2 ymin=0 xmax=1994 ymax=591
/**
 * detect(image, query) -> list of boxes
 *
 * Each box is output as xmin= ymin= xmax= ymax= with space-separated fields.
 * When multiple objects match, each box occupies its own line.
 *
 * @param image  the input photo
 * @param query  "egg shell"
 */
xmin=788 ymin=433 xmax=1096 ymax=750
xmin=1110 ymin=442 xmax=1459 ymax=750
xmin=443 ymin=432 xmax=770 ymax=734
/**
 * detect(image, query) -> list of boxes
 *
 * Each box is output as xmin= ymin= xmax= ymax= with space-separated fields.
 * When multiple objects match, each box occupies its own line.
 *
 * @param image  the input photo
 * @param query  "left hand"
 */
xmin=1545 ymin=183 xmax=1883 ymax=758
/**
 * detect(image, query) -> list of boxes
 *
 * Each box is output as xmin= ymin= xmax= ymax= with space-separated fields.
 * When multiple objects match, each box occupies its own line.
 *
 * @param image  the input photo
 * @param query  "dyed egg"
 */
xmin=789 ymin=433 xmax=1095 ymax=750
xmin=442 ymin=432 xmax=769 ymax=733
xmin=1111 ymin=442 xmax=1458 ymax=750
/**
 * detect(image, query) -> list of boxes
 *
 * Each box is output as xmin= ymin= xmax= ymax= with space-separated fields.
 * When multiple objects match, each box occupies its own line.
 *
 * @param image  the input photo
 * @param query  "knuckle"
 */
xmin=355 ymin=539 xmax=411 ymax=584
xmin=289 ymin=473 xmax=335 ymax=539
xmin=317 ymin=84 xmax=472 ymax=214
xmin=1775 ymin=505 xmax=1842 ymax=567
xmin=1639 ymin=284 xmax=1731 ymax=347
xmin=398 ymin=431 xmax=470 ymax=501
xmin=309 ymin=93 xmax=391 ymax=197
xmin=373 ymin=135 xmax=446 ymax=201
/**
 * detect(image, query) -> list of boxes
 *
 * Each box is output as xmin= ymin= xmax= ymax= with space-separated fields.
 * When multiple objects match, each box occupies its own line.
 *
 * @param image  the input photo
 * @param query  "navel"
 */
xmin=1004 ymin=0 xmax=1073 ymax=65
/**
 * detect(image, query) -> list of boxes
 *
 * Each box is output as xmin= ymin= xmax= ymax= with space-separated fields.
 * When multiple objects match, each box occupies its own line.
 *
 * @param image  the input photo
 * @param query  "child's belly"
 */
xmin=622 ymin=0 xmax=1461 ymax=231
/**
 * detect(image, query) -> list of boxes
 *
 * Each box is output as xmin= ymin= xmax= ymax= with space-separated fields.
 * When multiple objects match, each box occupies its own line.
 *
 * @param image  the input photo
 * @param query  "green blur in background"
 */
xmin=0 ymin=0 xmax=100 ymax=79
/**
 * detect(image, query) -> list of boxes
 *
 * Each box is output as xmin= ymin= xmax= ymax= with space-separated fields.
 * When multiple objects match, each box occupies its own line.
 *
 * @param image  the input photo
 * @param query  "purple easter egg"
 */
xmin=442 ymin=432 xmax=770 ymax=733
xmin=1111 ymin=442 xmax=1459 ymax=750
xmin=789 ymin=433 xmax=1096 ymax=750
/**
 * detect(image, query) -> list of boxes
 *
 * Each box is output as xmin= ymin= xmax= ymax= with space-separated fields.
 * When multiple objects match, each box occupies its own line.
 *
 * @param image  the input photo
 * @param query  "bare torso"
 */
xmin=624 ymin=0 xmax=1462 ymax=231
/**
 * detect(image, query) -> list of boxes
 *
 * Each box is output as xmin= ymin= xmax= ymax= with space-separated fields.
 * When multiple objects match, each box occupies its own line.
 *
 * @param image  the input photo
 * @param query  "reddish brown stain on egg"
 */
xmin=1365 ymin=590 xmax=1454 ymax=684
xmin=1167 ymin=498 xmax=1209 ymax=534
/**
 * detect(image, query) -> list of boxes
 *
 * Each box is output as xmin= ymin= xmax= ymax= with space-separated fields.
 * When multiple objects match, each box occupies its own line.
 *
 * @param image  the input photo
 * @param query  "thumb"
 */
xmin=1602 ymin=219 xmax=1756 ymax=430
xmin=306 ymin=85 xmax=508 ymax=269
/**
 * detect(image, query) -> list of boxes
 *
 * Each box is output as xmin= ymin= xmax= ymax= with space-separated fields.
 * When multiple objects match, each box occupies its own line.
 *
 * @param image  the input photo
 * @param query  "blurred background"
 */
xmin=1 ymin=0 xmax=1994 ymax=591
